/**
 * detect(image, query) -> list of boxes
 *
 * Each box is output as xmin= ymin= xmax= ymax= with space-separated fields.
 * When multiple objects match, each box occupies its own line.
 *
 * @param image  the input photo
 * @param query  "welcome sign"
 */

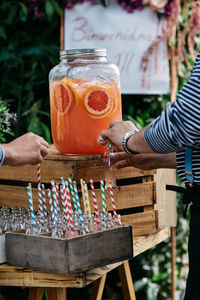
xmin=64 ymin=1 xmax=170 ymax=94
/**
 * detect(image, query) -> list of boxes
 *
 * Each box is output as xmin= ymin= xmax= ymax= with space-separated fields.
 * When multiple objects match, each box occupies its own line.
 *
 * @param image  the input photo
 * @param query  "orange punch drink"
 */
xmin=50 ymin=77 xmax=122 ymax=155
xmin=49 ymin=48 xmax=122 ymax=155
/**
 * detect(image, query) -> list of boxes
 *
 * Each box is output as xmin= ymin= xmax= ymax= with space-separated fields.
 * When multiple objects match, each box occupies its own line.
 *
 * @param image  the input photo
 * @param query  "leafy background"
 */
xmin=0 ymin=0 xmax=195 ymax=299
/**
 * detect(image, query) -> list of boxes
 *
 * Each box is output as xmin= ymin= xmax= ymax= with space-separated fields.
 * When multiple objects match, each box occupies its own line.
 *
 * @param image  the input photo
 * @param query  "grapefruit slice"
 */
xmin=53 ymin=82 xmax=72 ymax=115
xmin=83 ymin=86 xmax=113 ymax=117
xmin=60 ymin=77 xmax=79 ymax=107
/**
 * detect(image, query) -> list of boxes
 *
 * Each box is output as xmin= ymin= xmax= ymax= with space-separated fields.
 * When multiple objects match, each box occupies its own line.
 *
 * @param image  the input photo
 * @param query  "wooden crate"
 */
xmin=0 ymin=145 xmax=177 ymax=238
xmin=6 ymin=226 xmax=132 ymax=275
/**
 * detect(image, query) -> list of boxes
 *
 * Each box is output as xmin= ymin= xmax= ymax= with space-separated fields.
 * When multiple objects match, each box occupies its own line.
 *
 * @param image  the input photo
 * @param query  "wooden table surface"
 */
xmin=0 ymin=228 xmax=169 ymax=288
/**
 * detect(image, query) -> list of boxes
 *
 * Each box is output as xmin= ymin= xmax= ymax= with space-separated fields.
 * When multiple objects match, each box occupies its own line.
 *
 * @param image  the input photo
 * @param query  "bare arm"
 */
xmin=1 ymin=133 xmax=49 ymax=166
xmin=104 ymin=152 xmax=176 ymax=170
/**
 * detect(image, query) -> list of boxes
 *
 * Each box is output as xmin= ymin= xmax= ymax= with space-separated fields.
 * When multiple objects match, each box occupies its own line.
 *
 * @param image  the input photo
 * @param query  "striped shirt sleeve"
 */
xmin=144 ymin=77 xmax=200 ymax=153
xmin=0 ymin=145 xmax=5 ymax=166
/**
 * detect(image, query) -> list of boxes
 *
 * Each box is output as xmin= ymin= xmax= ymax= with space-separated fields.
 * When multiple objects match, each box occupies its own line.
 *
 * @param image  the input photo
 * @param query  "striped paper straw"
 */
xmin=51 ymin=180 xmax=58 ymax=224
xmin=61 ymin=178 xmax=72 ymax=230
xmin=38 ymin=183 xmax=44 ymax=219
xmin=60 ymin=186 xmax=68 ymax=226
xmin=83 ymin=181 xmax=93 ymax=224
xmin=108 ymin=180 xmax=118 ymax=224
xmin=90 ymin=179 xmax=101 ymax=226
xmin=100 ymin=180 xmax=107 ymax=229
xmin=73 ymin=181 xmax=86 ymax=235
xmin=26 ymin=185 xmax=37 ymax=234
xmin=64 ymin=180 xmax=74 ymax=232
xmin=41 ymin=184 xmax=48 ymax=220
xmin=37 ymin=163 xmax=41 ymax=185
xmin=80 ymin=179 xmax=88 ymax=215
xmin=47 ymin=188 xmax=54 ymax=222
xmin=68 ymin=177 xmax=78 ymax=217
xmin=56 ymin=183 xmax=61 ymax=215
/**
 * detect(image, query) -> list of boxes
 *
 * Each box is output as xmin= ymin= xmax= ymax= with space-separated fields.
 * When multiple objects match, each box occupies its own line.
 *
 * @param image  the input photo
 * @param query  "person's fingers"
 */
xmin=108 ymin=120 xmax=120 ymax=129
xmin=40 ymin=145 xmax=49 ymax=157
xmin=99 ymin=131 xmax=111 ymax=143
xmin=116 ymin=159 xmax=133 ymax=169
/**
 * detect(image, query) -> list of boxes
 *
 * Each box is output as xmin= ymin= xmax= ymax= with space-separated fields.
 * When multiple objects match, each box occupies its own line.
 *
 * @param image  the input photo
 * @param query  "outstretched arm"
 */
xmin=0 ymin=132 xmax=49 ymax=166
xmin=104 ymin=151 xmax=176 ymax=170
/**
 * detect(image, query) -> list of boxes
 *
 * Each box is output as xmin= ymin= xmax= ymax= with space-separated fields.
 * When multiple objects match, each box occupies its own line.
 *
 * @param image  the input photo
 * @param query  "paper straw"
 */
xmin=51 ymin=180 xmax=58 ymax=224
xmin=41 ymin=184 xmax=48 ymax=220
xmin=90 ymin=179 xmax=100 ymax=226
xmin=47 ymin=188 xmax=54 ymax=222
xmin=73 ymin=181 xmax=86 ymax=235
xmin=83 ymin=181 xmax=93 ymax=224
xmin=26 ymin=185 xmax=37 ymax=234
xmin=60 ymin=186 xmax=69 ymax=226
xmin=64 ymin=180 xmax=74 ymax=232
xmin=68 ymin=177 xmax=78 ymax=216
xmin=108 ymin=180 xmax=118 ymax=224
xmin=61 ymin=178 xmax=72 ymax=231
xmin=38 ymin=183 xmax=44 ymax=219
xmin=56 ymin=183 xmax=61 ymax=215
xmin=80 ymin=179 xmax=88 ymax=215
xmin=100 ymin=180 xmax=107 ymax=229
xmin=37 ymin=163 xmax=41 ymax=185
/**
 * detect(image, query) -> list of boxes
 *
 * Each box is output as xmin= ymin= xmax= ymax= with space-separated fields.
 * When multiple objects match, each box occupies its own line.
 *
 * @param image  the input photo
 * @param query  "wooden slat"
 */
xmin=28 ymin=287 xmax=44 ymax=300
xmin=121 ymin=211 xmax=157 ymax=237
xmin=0 ymin=264 xmax=85 ymax=287
xmin=118 ymin=261 xmax=136 ymax=300
xmin=89 ymin=274 xmax=107 ymax=300
xmin=46 ymin=288 xmax=66 ymax=300
xmin=0 ymin=182 xmax=154 ymax=210
xmin=85 ymin=262 xmax=123 ymax=285
xmin=133 ymin=227 xmax=170 ymax=256
xmin=0 ymin=144 xmax=156 ymax=183
xmin=154 ymin=169 xmax=177 ymax=227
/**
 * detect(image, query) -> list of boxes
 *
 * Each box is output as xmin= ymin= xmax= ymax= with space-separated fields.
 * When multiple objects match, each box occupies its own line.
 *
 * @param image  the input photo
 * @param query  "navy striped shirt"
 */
xmin=0 ymin=145 xmax=5 ymax=166
xmin=144 ymin=52 xmax=200 ymax=184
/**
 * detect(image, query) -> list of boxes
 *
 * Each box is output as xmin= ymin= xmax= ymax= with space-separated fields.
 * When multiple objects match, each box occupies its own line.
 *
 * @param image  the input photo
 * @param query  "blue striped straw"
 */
xmin=51 ymin=180 xmax=58 ymax=225
xmin=26 ymin=185 xmax=37 ymax=234
xmin=73 ymin=181 xmax=86 ymax=235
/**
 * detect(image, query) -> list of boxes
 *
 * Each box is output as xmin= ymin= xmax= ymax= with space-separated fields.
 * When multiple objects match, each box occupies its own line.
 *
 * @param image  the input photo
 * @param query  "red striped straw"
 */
xmin=108 ymin=180 xmax=118 ymax=224
xmin=89 ymin=179 xmax=101 ymax=227
xmin=37 ymin=163 xmax=41 ymax=212
xmin=60 ymin=184 xmax=70 ymax=229
xmin=56 ymin=183 xmax=61 ymax=215
xmin=65 ymin=180 xmax=74 ymax=232
xmin=37 ymin=164 xmax=41 ymax=185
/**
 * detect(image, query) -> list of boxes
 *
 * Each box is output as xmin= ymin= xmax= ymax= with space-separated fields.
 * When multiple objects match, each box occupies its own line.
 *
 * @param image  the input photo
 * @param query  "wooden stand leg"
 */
xmin=171 ymin=227 xmax=176 ymax=300
xmin=118 ymin=261 xmax=136 ymax=300
xmin=46 ymin=288 xmax=67 ymax=300
xmin=28 ymin=287 xmax=44 ymax=300
xmin=90 ymin=273 xmax=107 ymax=300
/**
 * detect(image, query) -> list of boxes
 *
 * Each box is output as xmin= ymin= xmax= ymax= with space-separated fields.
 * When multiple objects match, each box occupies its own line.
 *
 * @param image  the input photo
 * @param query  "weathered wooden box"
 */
xmin=0 ymin=145 xmax=176 ymax=238
xmin=0 ymin=234 xmax=6 ymax=264
xmin=5 ymin=225 xmax=132 ymax=274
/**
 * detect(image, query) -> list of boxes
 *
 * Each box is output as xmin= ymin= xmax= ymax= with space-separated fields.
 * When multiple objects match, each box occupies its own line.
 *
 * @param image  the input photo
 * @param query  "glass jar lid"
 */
xmin=60 ymin=48 xmax=107 ymax=59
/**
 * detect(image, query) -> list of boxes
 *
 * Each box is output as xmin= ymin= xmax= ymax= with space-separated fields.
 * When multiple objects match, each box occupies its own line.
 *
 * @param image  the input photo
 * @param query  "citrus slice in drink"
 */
xmin=53 ymin=82 xmax=72 ymax=115
xmin=83 ymin=86 xmax=113 ymax=117
xmin=60 ymin=78 xmax=79 ymax=107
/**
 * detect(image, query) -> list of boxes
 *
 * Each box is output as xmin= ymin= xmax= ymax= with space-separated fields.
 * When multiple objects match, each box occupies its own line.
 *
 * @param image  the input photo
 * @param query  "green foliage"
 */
xmin=0 ymin=0 xmax=60 ymax=143
xmin=0 ymin=98 xmax=17 ymax=143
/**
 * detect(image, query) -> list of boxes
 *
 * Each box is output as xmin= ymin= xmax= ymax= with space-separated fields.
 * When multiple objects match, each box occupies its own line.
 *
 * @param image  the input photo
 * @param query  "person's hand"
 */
xmin=103 ymin=151 xmax=176 ymax=170
xmin=2 ymin=133 xmax=49 ymax=166
xmin=100 ymin=120 xmax=138 ymax=151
